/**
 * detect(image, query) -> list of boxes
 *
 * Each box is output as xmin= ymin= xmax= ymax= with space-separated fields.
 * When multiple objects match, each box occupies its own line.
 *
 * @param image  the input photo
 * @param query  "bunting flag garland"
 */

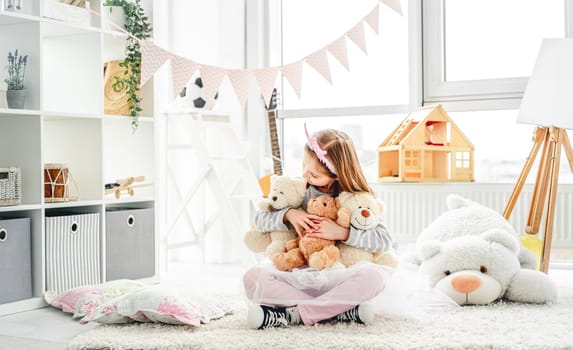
xmin=140 ymin=40 xmax=170 ymax=86
xmin=305 ymin=49 xmax=332 ymax=84
xmin=365 ymin=4 xmax=380 ymax=35
xmin=227 ymin=69 xmax=251 ymax=107
xmin=198 ymin=65 xmax=227 ymax=102
xmin=328 ymin=37 xmax=350 ymax=71
xmin=281 ymin=61 xmax=303 ymax=98
xmin=135 ymin=0 xmax=403 ymax=107
xmin=381 ymin=0 xmax=403 ymax=16
xmin=347 ymin=21 xmax=368 ymax=55
xmin=253 ymin=68 xmax=279 ymax=109
xmin=170 ymin=55 xmax=197 ymax=96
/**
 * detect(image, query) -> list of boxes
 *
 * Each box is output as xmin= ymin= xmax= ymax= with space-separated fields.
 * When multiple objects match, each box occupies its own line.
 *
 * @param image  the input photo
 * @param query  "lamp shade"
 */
xmin=518 ymin=38 xmax=573 ymax=130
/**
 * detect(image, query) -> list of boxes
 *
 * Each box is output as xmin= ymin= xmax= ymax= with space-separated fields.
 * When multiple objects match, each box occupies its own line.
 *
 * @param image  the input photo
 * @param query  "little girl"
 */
xmin=243 ymin=125 xmax=393 ymax=329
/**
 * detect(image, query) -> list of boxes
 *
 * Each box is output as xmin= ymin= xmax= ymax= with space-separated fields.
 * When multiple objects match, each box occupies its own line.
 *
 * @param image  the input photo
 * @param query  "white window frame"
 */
xmin=423 ymin=0 xmax=573 ymax=112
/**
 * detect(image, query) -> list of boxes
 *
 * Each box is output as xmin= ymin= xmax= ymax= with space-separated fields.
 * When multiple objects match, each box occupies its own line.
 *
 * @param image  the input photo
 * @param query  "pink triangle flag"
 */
xmin=199 ymin=65 xmax=227 ymax=103
xmin=227 ymin=69 xmax=251 ymax=108
xmin=141 ymin=41 xmax=170 ymax=86
xmin=281 ymin=61 xmax=303 ymax=98
xmin=365 ymin=4 xmax=380 ymax=35
xmin=170 ymin=55 xmax=197 ymax=97
xmin=305 ymin=49 xmax=332 ymax=84
xmin=327 ymin=37 xmax=350 ymax=71
xmin=347 ymin=22 xmax=368 ymax=55
xmin=380 ymin=0 xmax=403 ymax=16
xmin=253 ymin=68 xmax=279 ymax=108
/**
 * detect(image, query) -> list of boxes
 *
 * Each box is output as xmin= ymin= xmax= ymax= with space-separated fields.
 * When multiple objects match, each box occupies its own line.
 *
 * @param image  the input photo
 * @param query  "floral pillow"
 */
xmin=80 ymin=285 xmax=233 ymax=326
xmin=44 ymin=279 xmax=145 ymax=319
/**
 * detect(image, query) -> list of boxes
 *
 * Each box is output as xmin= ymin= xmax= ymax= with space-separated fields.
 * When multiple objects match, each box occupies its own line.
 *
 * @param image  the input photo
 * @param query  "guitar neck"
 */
xmin=267 ymin=110 xmax=283 ymax=176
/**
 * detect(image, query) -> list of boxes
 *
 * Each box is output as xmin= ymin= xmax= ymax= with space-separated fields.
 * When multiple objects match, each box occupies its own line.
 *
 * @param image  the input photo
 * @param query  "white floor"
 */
xmin=0 ymin=264 xmax=570 ymax=350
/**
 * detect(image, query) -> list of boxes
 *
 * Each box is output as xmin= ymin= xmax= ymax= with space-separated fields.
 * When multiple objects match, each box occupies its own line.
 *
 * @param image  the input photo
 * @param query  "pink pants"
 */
xmin=243 ymin=264 xmax=386 ymax=325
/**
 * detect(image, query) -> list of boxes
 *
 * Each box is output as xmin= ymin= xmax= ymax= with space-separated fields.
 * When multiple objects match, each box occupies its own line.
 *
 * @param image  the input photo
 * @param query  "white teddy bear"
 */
xmin=243 ymin=175 xmax=306 ymax=257
xmin=336 ymin=192 xmax=398 ymax=268
xmin=415 ymin=194 xmax=557 ymax=305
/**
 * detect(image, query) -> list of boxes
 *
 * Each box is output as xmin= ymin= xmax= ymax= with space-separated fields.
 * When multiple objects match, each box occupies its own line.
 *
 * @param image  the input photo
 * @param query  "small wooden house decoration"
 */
xmin=378 ymin=104 xmax=474 ymax=182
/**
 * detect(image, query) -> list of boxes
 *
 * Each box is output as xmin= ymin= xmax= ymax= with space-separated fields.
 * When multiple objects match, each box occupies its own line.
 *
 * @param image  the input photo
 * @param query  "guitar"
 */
xmin=266 ymin=89 xmax=283 ymax=176
xmin=259 ymin=89 xmax=282 ymax=196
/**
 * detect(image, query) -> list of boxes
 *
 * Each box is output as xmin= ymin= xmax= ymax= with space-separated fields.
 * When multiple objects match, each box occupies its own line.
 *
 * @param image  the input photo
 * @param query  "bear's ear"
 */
xmin=446 ymin=194 xmax=473 ymax=210
xmin=334 ymin=197 xmax=341 ymax=209
xmin=338 ymin=191 xmax=352 ymax=205
xmin=418 ymin=241 xmax=442 ymax=261
xmin=292 ymin=178 xmax=307 ymax=197
xmin=481 ymin=229 xmax=519 ymax=254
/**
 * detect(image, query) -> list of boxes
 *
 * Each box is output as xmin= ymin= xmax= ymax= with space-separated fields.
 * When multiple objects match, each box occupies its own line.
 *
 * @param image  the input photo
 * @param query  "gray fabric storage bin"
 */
xmin=46 ymin=213 xmax=101 ymax=293
xmin=106 ymin=207 xmax=154 ymax=281
xmin=0 ymin=218 xmax=32 ymax=304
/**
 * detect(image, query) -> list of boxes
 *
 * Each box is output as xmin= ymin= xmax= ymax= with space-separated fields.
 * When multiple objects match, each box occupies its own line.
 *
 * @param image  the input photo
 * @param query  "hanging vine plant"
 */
xmin=105 ymin=0 xmax=152 ymax=130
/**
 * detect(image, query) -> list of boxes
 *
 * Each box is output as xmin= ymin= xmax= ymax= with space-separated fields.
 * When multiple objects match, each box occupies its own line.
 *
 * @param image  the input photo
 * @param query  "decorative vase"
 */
xmin=6 ymin=90 xmax=26 ymax=109
xmin=101 ymin=5 xmax=125 ymax=32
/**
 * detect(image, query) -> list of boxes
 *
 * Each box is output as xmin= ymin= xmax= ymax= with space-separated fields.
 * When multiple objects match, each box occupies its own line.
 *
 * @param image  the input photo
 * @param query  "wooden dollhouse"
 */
xmin=378 ymin=104 xmax=474 ymax=182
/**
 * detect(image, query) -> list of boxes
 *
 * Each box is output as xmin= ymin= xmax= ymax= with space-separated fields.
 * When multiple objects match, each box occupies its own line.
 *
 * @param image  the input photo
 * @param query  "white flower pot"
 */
xmin=101 ymin=5 xmax=124 ymax=32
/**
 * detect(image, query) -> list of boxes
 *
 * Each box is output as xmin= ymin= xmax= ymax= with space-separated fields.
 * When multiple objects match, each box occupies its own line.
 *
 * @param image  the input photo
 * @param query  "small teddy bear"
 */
xmin=336 ymin=192 xmax=398 ymax=268
xmin=272 ymin=195 xmax=340 ymax=271
xmin=243 ymin=175 xmax=307 ymax=257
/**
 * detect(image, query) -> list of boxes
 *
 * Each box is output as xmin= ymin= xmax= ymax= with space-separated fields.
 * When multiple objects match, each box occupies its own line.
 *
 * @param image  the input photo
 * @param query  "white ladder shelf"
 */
xmin=159 ymin=110 xmax=261 ymax=264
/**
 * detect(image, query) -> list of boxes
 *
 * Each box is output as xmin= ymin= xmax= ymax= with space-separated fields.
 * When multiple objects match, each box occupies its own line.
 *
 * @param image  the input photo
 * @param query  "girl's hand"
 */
xmin=304 ymin=218 xmax=350 ymax=241
xmin=284 ymin=208 xmax=324 ymax=237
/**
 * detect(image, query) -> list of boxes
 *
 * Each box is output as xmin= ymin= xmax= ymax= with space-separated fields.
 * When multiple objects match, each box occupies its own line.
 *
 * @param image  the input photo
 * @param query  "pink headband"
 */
xmin=304 ymin=124 xmax=336 ymax=175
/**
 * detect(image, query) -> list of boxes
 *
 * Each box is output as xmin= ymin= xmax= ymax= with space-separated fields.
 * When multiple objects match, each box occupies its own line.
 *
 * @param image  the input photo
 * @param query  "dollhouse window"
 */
xmin=455 ymin=152 xmax=470 ymax=168
xmin=405 ymin=151 xmax=419 ymax=167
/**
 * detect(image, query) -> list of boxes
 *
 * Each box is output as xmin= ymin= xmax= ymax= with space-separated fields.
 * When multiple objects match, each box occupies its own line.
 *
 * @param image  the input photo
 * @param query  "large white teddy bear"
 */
xmin=336 ymin=192 xmax=398 ymax=268
xmin=243 ymin=175 xmax=306 ymax=257
xmin=415 ymin=194 xmax=557 ymax=305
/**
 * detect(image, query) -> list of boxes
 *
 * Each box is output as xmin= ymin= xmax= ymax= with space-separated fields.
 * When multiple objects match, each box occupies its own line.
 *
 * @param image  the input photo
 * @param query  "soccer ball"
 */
xmin=181 ymin=77 xmax=218 ymax=109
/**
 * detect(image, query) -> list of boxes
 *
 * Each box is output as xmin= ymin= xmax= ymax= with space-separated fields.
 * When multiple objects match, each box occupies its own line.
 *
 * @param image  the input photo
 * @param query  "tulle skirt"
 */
xmin=243 ymin=259 xmax=458 ymax=319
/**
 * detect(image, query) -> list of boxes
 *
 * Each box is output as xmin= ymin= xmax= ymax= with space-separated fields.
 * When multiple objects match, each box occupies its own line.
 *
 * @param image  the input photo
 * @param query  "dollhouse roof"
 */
xmin=379 ymin=104 xmax=474 ymax=149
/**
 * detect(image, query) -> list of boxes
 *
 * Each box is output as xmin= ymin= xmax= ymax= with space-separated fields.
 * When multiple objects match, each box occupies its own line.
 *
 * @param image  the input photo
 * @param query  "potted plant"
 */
xmin=4 ymin=50 xmax=28 ymax=109
xmin=102 ymin=0 xmax=125 ymax=31
xmin=104 ymin=0 xmax=152 ymax=130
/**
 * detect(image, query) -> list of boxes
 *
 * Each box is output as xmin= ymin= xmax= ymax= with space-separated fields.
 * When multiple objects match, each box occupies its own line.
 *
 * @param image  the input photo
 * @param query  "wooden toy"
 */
xmin=105 ymin=176 xmax=147 ymax=199
xmin=378 ymin=104 xmax=474 ymax=182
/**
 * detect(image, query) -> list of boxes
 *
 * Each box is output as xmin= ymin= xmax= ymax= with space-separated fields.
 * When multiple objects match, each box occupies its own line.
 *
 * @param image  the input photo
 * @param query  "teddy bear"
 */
xmin=335 ymin=192 xmax=399 ymax=268
xmin=414 ymin=194 xmax=557 ymax=305
xmin=272 ymin=195 xmax=340 ymax=271
xmin=243 ymin=175 xmax=307 ymax=257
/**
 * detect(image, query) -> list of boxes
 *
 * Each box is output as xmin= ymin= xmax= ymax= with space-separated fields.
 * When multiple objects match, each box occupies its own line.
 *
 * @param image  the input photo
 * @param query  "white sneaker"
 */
xmin=336 ymin=304 xmax=375 ymax=324
xmin=286 ymin=306 xmax=301 ymax=325
xmin=247 ymin=304 xmax=301 ymax=329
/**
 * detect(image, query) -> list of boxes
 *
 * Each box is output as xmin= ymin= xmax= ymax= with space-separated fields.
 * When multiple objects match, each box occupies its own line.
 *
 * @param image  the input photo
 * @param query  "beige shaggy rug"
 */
xmin=68 ymin=288 xmax=573 ymax=350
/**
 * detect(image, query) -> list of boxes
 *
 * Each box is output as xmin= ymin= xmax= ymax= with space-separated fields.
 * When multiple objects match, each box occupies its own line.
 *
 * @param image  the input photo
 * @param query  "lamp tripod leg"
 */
xmin=561 ymin=130 xmax=573 ymax=172
xmin=527 ymin=128 xmax=553 ymax=234
xmin=504 ymin=127 xmax=547 ymax=219
xmin=539 ymin=128 xmax=563 ymax=273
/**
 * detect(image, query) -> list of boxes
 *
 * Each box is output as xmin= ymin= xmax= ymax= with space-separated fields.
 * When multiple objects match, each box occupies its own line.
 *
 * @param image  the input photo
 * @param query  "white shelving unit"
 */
xmin=0 ymin=0 xmax=158 ymax=316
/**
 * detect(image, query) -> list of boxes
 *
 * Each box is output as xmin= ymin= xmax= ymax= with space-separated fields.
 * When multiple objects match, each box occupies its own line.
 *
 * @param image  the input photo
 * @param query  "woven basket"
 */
xmin=0 ymin=167 xmax=21 ymax=206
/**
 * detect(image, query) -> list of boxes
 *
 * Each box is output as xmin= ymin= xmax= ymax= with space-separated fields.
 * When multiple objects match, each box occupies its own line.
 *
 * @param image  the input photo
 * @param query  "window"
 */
xmin=273 ymin=0 xmax=573 ymax=184
xmin=423 ymin=0 xmax=568 ymax=109
xmin=276 ymin=0 xmax=409 ymax=109
xmin=455 ymin=152 xmax=470 ymax=169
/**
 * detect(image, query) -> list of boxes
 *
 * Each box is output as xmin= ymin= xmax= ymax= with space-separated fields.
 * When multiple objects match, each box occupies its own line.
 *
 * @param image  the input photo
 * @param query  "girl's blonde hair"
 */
xmin=305 ymin=128 xmax=374 ymax=195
